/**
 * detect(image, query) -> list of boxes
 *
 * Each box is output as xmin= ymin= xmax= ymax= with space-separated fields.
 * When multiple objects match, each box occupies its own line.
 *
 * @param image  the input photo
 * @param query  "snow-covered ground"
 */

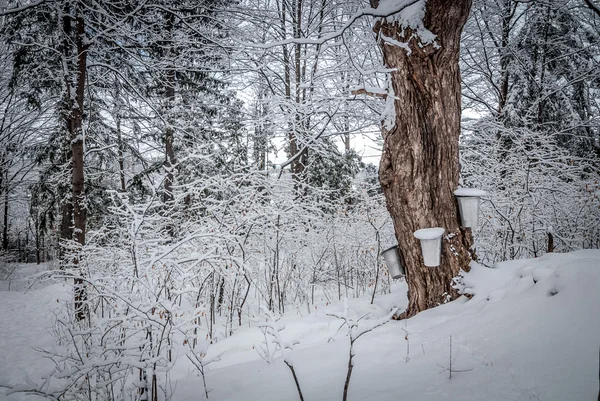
xmin=1 ymin=250 xmax=599 ymax=400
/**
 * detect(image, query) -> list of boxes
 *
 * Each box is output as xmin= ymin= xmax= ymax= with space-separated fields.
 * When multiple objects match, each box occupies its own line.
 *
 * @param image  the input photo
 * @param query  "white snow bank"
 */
xmin=0 ymin=262 xmax=53 ymax=291
xmin=2 ymin=251 xmax=600 ymax=401
xmin=0 ymin=283 xmax=70 ymax=400
xmin=191 ymin=250 xmax=600 ymax=401
xmin=186 ymin=282 xmax=409 ymax=372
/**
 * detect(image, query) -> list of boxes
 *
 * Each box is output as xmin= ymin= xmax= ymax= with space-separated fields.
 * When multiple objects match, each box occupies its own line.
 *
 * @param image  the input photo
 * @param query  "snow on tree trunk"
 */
xmin=373 ymin=0 xmax=473 ymax=318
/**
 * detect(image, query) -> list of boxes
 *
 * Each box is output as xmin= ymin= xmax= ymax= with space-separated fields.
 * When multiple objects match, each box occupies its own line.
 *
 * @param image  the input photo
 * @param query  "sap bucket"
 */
xmin=413 ymin=227 xmax=445 ymax=267
xmin=382 ymin=245 xmax=405 ymax=279
xmin=454 ymin=188 xmax=486 ymax=228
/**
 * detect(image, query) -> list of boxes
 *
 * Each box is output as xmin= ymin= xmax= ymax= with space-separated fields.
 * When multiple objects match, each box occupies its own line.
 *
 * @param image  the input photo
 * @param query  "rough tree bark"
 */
xmin=373 ymin=0 xmax=473 ymax=318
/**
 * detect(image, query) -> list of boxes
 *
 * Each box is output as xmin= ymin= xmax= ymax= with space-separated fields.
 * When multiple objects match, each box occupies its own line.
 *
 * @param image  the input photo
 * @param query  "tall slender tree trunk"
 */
xmin=2 ymin=173 xmax=8 ymax=252
xmin=289 ymin=0 xmax=308 ymax=189
xmin=254 ymin=88 xmax=268 ymax=170
xmin=497 ymin=0 xmax=514 ymax=118
xmin=117 ymin=123 xmax=126 ymax=192
xmin=36 ymin=219 xmax=41 ymax=265
xmin=0 ymin=92 xmax=13 ymax=253
xmin=60 ymin=1 xmax=89 ymax=321
xmin=279 ymin=0 xmax=292 ymax=168
xmin=373 ymin=0 xmax=473 ymax=318
xmin=60 ymin=203 xmax=73 ymax=251
xmin=72 ymin=11 xmax=87 ymax=251
xmin=163 ymin=13 xmax=176 ymax=237
xmin=72 ymin=9 xmax=89 ymax=321
xmin=114 ymin=75 xmax=126 ymax=192
xmin=163 ymin=86 xmax=176 ymax=206
xmin=495 ymin=1 xmax=515 ymax=190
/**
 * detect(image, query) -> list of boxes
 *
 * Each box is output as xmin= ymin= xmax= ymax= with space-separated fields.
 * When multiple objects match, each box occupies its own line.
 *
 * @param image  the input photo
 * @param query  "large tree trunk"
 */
xmin=374 ymin=0 xmax=473 ymax=318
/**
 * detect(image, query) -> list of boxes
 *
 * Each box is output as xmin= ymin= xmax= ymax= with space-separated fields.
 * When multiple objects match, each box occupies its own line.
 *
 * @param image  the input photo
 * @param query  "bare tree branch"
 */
xmin=0 ymin=0 xmax=45 ymax=17
xmin=583 ymin=0 xmax=600 ymax=18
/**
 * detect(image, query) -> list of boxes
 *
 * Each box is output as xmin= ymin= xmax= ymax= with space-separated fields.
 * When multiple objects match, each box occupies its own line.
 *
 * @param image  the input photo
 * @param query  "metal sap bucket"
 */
xmin=414 ymin=227 xmax=445 ymax=267
xmin=454 ymin=188 xmax=486 ymax=228
xmin=382 ymin=245 xmax=405 ymax=279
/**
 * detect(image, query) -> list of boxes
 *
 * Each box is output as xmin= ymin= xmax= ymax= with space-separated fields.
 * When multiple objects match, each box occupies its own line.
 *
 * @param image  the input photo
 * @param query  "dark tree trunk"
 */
xmin=290 ymin=0 xmax=308 ymax=190
xmin=72 ymin=9 xmax=89 ymax=321
xmin=497 ymin=1 xmax=514 ymax=118
xmin=163 ymin=92 xmax=175 ymax=207
xmin=72 ymin=12 xmax=87 ymax=251
xmin=60 ymin=1 xmax=88 ymax=321
xmin=2 ymin=176 xmax=8 ymax=251
xmin=547 ymin=232 xmax=554 ymax=253
xmin=374 ymin=0 xmax=473 ymax=318
xmin=278 ymin=0 xmax=307 ymax=190
xmin=253 ymin=89 xmax=268 ymax=171
xmin=36 ymin=222 xmax=41 ymax=265
xmin=495 ymin=1 xmax=515 ymax=189
xmin=163 ymin=13 xmax=176 ymax=237
xmin=114 ymin=75 xmax=126 ymax=192
xmin=117 ymin=123 xmax=126 ymax=192
xmin=60 ymin=203 xmax=74 ymax=251
xmin=1 ymin=94 xmax=12 ymax=253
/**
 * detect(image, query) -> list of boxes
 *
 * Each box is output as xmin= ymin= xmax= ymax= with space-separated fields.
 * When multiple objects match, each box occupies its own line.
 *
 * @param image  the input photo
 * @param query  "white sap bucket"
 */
xmin=413 ymin=227 xmax=445 ymax=267
xmin=381 ymin=245 xmax=405 ymax=279
xmin=454 ymin=188 xmax=486 ymax=228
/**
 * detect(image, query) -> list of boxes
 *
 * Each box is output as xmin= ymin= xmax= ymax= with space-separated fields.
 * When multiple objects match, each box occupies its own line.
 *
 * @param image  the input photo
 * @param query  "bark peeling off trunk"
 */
xmin=376 ymin=0 xmax=473 ymax=318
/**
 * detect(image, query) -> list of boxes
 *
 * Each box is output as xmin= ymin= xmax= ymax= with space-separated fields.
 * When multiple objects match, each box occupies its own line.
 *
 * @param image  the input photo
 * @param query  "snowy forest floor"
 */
xmin=1 ymin=250 xmax=600 ymax=401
